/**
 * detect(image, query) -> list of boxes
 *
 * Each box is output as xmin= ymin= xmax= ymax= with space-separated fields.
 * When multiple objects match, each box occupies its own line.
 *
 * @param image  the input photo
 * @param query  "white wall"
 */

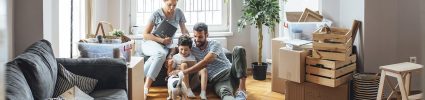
xmin=320 ymin=0 xmax=340 ymax=27
xmin=338 ymin=0 xmax=365 ymax=72
xmin=228 ymin=0 xmax=272 ymax=70
xmin=227 ymin=0 xmax=253 ymax=69
xmin=93 ymin=0 xmax=130 ymax=34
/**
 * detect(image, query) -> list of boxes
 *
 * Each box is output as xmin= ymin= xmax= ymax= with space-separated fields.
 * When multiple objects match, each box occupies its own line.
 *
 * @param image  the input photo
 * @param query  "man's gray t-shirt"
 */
xmin=191 ymin=40 xmax=232 ymax=81
xmin=149 ymin=8 xmax=186 ymax=30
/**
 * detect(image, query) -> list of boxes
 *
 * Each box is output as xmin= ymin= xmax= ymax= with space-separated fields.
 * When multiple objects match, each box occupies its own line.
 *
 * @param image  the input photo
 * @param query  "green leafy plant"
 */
xmin=237 ymin=0 xmax=280 ymax=65
xmin=110 ymin=29 xmax=124 ymax=37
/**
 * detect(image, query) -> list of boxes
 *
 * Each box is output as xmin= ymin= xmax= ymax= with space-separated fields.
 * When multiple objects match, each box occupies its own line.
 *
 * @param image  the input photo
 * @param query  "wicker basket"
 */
xmin=352 ymin=73 xmax=380 ymax=100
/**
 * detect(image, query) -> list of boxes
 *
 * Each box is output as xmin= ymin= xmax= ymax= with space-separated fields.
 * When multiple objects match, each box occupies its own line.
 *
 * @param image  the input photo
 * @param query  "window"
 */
xmin=58 ymin=0 xmax=86 ymax=58
xmin=0 ymin=0 xmax=6 ymax=62
xmin=133 ymin=0 xmax=229 ymax=34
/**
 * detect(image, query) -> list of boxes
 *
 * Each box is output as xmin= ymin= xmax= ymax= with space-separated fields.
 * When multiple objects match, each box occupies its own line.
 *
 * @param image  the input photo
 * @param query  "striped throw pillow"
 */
xmin=53 ymin=63 xmax=98 ymax=97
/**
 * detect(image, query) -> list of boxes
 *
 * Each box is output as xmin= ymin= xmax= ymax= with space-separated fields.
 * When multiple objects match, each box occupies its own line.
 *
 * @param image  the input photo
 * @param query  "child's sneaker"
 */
xmin=200 ymin=91 xmax=207 ymax=100
xmin=186 ymin=88 xmax=195 ymax=98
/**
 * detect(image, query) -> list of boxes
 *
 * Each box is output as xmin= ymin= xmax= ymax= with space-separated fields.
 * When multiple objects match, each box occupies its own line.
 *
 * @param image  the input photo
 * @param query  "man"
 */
xmin=171 ymin=22 xmax=248 ymax=100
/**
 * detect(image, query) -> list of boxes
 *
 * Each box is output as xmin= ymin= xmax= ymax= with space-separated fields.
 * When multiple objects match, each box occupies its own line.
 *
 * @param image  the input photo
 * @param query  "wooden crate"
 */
xmin=306 ymin=63 xmax=356 ymax=78
xmin=306 ymin=54 xmax=357 ymax=69
xmin=313 ymin=38 xmax=353 ymax=53
xmin=313 ymin=27 xmax=352 ymax=43
xmin=306 ymin=72 xmax=353 ymax=87
xmin=312 ymin=47 xmax=352 ymax=61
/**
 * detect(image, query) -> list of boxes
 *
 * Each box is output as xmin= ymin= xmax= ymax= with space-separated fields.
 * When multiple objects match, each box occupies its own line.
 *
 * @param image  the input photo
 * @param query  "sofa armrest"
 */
xmin=56 ymin=58 xmax=127 ymax=92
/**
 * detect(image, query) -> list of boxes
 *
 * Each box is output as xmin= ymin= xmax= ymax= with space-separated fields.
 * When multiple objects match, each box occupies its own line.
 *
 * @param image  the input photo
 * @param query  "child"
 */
xmin=167 ymin=35 xmax=208 ymax=99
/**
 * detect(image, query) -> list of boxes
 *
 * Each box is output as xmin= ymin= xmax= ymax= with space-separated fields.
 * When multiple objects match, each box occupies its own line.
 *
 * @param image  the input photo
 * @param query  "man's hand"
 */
xmin=169 ymin=70 xmax=185 ymax=77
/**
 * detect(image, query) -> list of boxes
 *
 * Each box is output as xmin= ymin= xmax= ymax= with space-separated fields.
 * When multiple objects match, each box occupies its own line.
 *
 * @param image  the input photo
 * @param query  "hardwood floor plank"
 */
xmin=146 ymin=75 xmax=285 ymax=100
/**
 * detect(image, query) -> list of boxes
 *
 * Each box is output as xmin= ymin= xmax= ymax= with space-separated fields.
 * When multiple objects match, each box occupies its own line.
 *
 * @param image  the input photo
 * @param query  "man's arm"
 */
xmin=182 ymin=52 xmax=216 ymax=74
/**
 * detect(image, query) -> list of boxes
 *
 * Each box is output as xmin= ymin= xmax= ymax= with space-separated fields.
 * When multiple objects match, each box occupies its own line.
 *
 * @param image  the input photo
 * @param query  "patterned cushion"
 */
xmin=53 ymin=64 xmax=98 ymax=97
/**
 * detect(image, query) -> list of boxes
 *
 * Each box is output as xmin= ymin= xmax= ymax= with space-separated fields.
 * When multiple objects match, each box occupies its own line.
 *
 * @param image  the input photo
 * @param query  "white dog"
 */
xmin=167 ymin=72 xmax=188 ymax=100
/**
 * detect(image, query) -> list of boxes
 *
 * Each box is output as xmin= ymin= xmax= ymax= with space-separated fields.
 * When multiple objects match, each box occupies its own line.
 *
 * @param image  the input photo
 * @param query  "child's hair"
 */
xmin=178 ymin=35 xmax=193 ymax=48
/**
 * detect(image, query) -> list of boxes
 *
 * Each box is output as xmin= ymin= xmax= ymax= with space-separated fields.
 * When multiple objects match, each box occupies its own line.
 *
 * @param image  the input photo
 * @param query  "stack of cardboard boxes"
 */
xmin=271 ymin=38 xmax=287 ymax=94
xmin=271 ymin=27 xmax=356 ymax=100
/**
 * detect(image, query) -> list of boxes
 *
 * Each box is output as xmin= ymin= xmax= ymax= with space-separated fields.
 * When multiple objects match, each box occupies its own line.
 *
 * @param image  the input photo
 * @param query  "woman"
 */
xmin=142 ymin=0 xmax=189 ymax=98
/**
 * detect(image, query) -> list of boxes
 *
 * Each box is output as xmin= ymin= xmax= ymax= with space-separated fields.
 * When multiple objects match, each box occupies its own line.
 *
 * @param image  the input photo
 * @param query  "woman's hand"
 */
xmin=162 ymin=37 xmax=172 ymax=45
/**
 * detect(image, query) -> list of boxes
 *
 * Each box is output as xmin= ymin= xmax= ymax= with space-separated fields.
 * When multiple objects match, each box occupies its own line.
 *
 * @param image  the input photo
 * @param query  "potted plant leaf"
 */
xmin=237 ymin=0 xmax=280 ymax=80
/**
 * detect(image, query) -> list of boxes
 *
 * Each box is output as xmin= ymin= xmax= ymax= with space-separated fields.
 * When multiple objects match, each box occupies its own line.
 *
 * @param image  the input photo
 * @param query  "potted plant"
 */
xmin=237 ymin=0 xmax=280 ymax=80
xmin=111 ymin=29 xmax=124 ymax=37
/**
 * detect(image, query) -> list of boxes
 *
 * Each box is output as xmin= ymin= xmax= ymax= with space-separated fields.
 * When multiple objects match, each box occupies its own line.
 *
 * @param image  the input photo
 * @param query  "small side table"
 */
xmin=377 ymin=62 xmax=423 ymax=100
xmin=128 ymin=57 xmax=144 ymax=100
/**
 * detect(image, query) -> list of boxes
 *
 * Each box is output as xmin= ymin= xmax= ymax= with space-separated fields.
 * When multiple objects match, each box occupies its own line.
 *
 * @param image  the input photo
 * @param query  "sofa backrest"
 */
xmin=5 ymin=61 xmax=34 ymax=100
xmin=11 ymin=40 xmax=58 ymax=99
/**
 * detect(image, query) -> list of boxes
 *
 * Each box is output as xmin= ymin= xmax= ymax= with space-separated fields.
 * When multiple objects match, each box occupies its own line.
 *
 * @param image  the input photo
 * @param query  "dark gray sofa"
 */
xmin=5 ymin=40 xmax=128 ymax=100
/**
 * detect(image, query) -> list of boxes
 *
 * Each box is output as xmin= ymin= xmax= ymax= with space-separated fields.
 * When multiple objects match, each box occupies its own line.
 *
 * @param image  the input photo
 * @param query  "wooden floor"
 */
xmin=146 ymin=75 xmax=285 ymax=100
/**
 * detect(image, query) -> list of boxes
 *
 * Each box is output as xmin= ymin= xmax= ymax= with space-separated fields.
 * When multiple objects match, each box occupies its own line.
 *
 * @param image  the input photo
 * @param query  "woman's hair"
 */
xmin=178 ymin=35 xmax=193 ymax=48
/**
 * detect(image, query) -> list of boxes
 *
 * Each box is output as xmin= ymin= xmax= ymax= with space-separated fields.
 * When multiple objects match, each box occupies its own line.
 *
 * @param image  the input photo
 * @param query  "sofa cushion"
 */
xmin=53 ymin=64 xmax=98 ymax=97
xmin=89 ymin=89 xmax=128 ymax=100
xmin=5 ymin=61 xmax=34 ymax=100
xmin=15 ymin=40 xmax=58 ymax=99
xmin=57 ymin=58 xmax=128 ymax=91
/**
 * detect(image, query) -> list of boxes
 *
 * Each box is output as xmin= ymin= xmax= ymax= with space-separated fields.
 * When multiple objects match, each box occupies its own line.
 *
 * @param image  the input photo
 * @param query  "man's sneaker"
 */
xmin=219 ymin=88 xmax=233 ymax=98
xmin=235 ymin=90 xmax=247 ymax=100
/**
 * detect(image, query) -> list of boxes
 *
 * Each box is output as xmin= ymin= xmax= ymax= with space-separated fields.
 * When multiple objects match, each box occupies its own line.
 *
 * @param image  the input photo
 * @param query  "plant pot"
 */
xmin=252 ymin=62 xmax=268 ymax=80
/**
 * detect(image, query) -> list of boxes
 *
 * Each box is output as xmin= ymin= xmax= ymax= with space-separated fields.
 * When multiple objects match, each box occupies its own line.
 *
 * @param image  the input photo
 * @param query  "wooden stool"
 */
xmin=376 ymin=62 xmax=423 ymax=100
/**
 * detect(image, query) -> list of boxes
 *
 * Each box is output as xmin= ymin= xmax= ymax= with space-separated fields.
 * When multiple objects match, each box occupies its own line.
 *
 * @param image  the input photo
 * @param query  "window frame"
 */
xmin=130 ymin=0 xmax=231 ymax=35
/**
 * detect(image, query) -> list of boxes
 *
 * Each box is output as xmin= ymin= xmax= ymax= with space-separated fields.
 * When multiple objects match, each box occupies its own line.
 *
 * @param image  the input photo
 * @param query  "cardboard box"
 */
xmin=279 ymin=47 xmax=309 ymax=83
xmin=271 ymin=38 xmax=286 ymax=94
xmin=285 ymin=80 xmax=305 ymax=100
xmin=304 ymin=82 xmax=348 ymax=100
xmin=285 ymin=81 xmax=349 ymax=100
